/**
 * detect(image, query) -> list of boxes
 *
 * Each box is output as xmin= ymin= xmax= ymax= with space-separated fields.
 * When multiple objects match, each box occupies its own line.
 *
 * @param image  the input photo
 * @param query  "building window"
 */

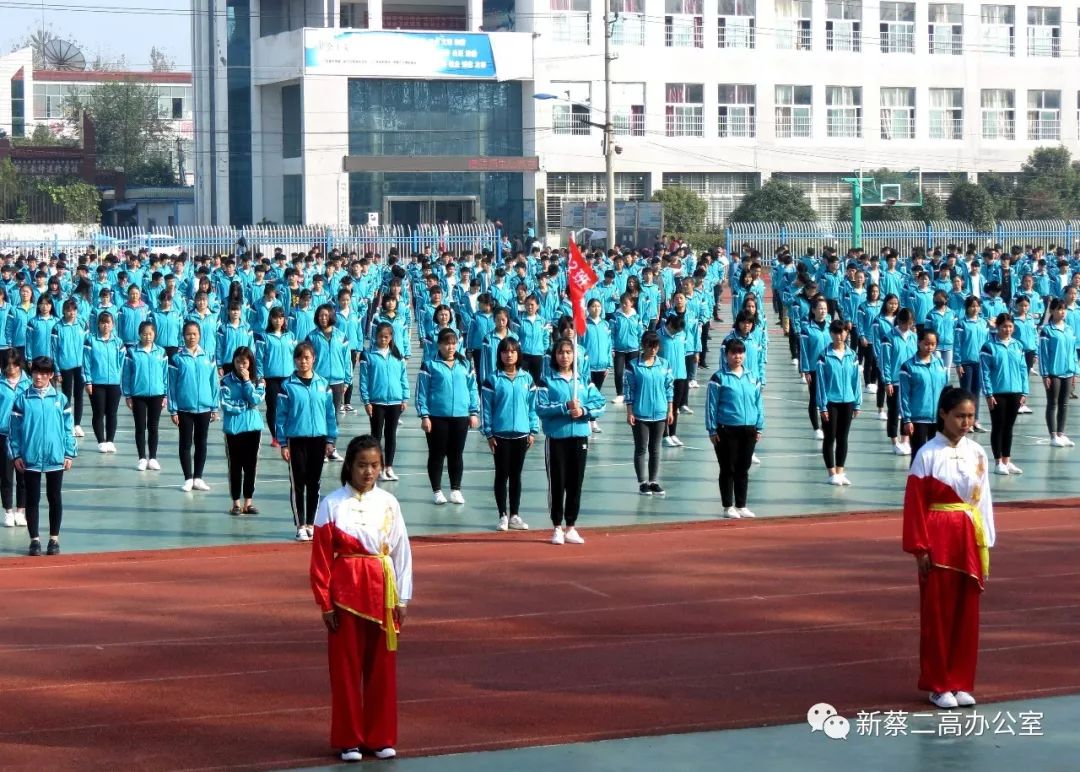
xmin=719 ymin=0 xmax=755 ymax=49
xmin=718 ymin=84 xmax=755 ymax=137
xmin=282 ymin=84 xmax=302 ymax=158
xmin=880 ymin=87 xmax=915 ymax=139
xmin=1027 ymin=7 xmax=1060 ymax=57
xmin=826 ymin=86 xmax=862 ymax=138
xmin=662 ymin=172 xmax=758 ymax=225
xmin=550 ymin=0 xmax=590 ymax=45
xmin=773 ymin=172 xmax=848 ymax=219
xmin=612 ymin=83 xmax=645 ymax=136
xmin=551 ymin=82 xmax=592 ymax=136
xmin=775 ymin=84 xmax=812 ymax=138
xmin=929 ymin=88 xmax=963 ymax=139
xmin=826 ymin=0 xmax=861 ymax=52
xmin=665 ymin=83 xmax=704 ymax=136
xmin=981 ymin=4 xmax=1015 ymax=56
xmin=981 ymin=88 xmax=1015 ymax=139
xmin=775 ymin=0 xmax=811 ymax=50
xmin=880 ymin=2 xmax=914 ymax=53
xmin=545 ymin=172 xmax=647 ymax=231
xmin=929 ymin=3 xmax=963 ymax=54
xmin=10 ymin=77 xmax=25 ymax=138
xmin=666 ymin=0 xmax=704 ymax=48
xmin=1027 ymin=89 xmax=1061 ymax=140
xmin=611 ymin=0 xmax=645 ymax=46
xmin=283 ymin=174 xmax=303 ymax=225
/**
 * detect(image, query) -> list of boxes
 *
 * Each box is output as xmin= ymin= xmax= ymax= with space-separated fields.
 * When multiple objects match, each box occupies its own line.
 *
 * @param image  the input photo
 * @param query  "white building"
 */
xmin=193 ymin=0 xmax=1080 ymax=234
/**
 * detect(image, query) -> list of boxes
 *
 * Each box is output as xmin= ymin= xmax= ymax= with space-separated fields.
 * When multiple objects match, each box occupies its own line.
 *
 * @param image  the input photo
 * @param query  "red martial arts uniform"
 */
xmin=310 ymin=485 xmax=413 ymax=751
xmin=903 ymin=434 xmax=994 ymax=695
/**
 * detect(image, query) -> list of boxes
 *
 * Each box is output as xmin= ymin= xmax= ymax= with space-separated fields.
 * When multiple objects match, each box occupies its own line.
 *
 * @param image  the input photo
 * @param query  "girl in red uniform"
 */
xmin=310 ymin=435 xmax=413 ymax=762
xmin=902 ymin=387 xmax=995 ymax=710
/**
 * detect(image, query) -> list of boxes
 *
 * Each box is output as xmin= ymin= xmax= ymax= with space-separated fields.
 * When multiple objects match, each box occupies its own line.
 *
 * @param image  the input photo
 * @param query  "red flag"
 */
xmin=567 ymin=234 xmax=598 ymax=338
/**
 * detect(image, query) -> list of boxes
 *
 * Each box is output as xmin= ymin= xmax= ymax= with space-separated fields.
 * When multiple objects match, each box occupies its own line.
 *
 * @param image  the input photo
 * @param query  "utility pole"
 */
xmin=603 ymin=0 xmax=616 ymax=251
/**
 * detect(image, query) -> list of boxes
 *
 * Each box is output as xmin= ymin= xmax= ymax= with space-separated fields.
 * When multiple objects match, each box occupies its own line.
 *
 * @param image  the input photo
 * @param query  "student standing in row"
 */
xmin=53 ymin=299 xmax=87 ymax=438
xmin=25 ymin=295 xmax=58 ymax=362
xmin=220 ymin=346 xmax=265 ymax=516
xmin=1038 ymin=298 xmax=1078 ymax=447
xmin=815 ymin=320 xmax=861 ymax=486
xmin=358 ymin=323 xmax=409 ymax=482
xmin=481 ymin=337 xmax=537 ymax=532
xmin=659 ymin=314 xmax=688 ymax=447
xmin=83 ymin=311 xmax=125 ymax=454
xmin=0 ymin=349 xmax=28 ymax=529
xmin=121 ymin=321 xmax=169 ymax=472
xmin=309 ymin=304 xmax=351 ymax=439
xmin=610 ymin=292 xmax=644 ymax=405
xmin=799 ymin=297 xmax=830 ymax=440
xmin=705 ymin=339 xmax=764 ymax=519
xmin=624 ymin=331 xmax=673 ymax=496
xmin=582 ymin=298 xmax=613 ymax=434
xmin=168 ymin=321 xmax=219 ymax=493
xmin=900 ymin=330 xmax=949 ymax=461
xmin=955 ymin=296 xmax=989 ymax=433
xmin=883 ymin=308 xmax=918 ymax=456
xmin=980 ymin=314 xmax=1028 ymax=475
xmin=256 ymin=306 xmax=296 ymax=448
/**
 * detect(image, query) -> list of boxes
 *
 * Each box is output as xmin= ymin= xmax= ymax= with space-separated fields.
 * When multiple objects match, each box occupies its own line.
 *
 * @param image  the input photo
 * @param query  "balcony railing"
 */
xmin=1028 ymin=116 xmax=1061 ymax=141
xmin=553 ymin=111 xmax=592 ymax=136
xmin=550 ymin=12 xmax=590 ymax=44
xmin=827 ymin=113 xmax=862 ymax=138
xmin=929 ymin=116 xmax=964 ymax=140
xmin=776 ymin=110 xmax=812 ymax=138
xmin=666 ymin=110 xmax=704 ymax=137
xmin=718 ymin=113 xmax=755 ymax=138
xmin=665 ymin=16 xmax=704 ymax=47
xmin=981 ymin=113 xmax=1016 ymax=140
xmin=881 ymin=26 xmax=915 ymax=53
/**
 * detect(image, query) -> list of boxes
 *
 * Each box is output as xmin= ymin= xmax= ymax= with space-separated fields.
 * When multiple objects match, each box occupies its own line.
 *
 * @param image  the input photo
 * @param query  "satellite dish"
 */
xmin=42 ymin=39 xmax=87 ymax=71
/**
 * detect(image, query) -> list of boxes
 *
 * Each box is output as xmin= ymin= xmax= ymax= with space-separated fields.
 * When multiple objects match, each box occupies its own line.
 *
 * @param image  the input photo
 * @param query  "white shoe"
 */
xmin=688 ymin=379 xmax=699 ymax=389
xmin=828 ymin=473 xmax=844 ymax=486
xmin=1064 ymin=435 xmax=1076 ymax=447
xmin=192 ymin=478 xmax=210 ymax=491
xmin=564 ymin=527 xmax=585 ymax=544
xmin=98 ymin=442 xmax=109 ymax=453
xmin=673 ymin=435 xmax=685 ymax=446
xmin=14 ymin=510 xmax=25 ymax=526
xmin=106 ymin=442 xmax=117 ymax=453
xmin=296 ymin=527 xmax=308 ymax=542
xmin=791 ymin=358 xmax=799 ymax=366
xmin=723 ymin=507 xmax=741 ymax=519
xmin=384 ymin=466 xmax=399 ymax=481
xmin=900 ymin=442 xmax=912 ymax=455
xmin=340 ymin=748 xmax=363 ymax=762
xmin=877 ymin=409 xmax=887 ymax=421
xmin=930 ymin=691 xmax=959 ymax=709
xmin=373 ymin=748 xmax=397 ymax=760
xmin=751 ymin=453 xmax=761 ymax=464
xmin=497 ymin=515 xmax=509 ymax=531
xmin=448 ymin=489 xmax=465 ymax=505
xmin=181 ymin=479 xmax=194 ymax=492
xmin=137 ymin=458 xmax=148 ymax=471
xmin=508 ymin=515 xmax=529 ymax=530
xmin=328 ymin=449 xmax=343 ymax=461
xmin=432 ymin=490 xmax=447 ymax=505
xmin=612 ymin=395 xmax=625 ymax=404
xmin=814 ymin=429 xmax=825 ymax=440
xmin=892 ymin=444 xmax=907 ymax=456
xmin=994 ymin=462 xmax=1011 ymax=475
xmin=1018 ymin=404 xmax=1032 ymax=414
xmin=590 ymin=421 xmax=603 ymax=434
xmin=839 ymin=473 xmax=852 ymax=486
xmin=379 ymin=469 xmax=390 ymax=481
xmin=1050 ymin=434 xmax=1069 ymax=447
xmin=2 ymin=511 xmax=14 ymax=528
xmin=73 ymin=425 xmax=84 ymax=438
xmin=678 ymin=405 xmax=694 ymax=415
xmin=147 ymin=458 xmax=161 ymax=471
xmin=663 ymin=435 xmax=679 ymax=447
xmin=953 ymin=690 xmax=977 ymax=707
xmin=866 ymin=382 xmax=878 ymax=394
xmin=1006 ymin=462 xmax=1023 ymax=475
xmin=736 ymin=507 xmax=756 ymax=518
xmin=551 ymin=526 xmax=565 ymax=545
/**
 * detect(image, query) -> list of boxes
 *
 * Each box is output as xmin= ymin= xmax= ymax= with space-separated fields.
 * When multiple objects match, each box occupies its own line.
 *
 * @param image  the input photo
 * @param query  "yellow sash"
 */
xmin=341 ymin=552 xmax=401 ymax=651
xmin=929 ymin=502 xmax=990 ymax=578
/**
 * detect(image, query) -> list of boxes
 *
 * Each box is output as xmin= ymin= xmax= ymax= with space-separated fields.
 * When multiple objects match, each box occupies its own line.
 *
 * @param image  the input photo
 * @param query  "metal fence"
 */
xmin=0 ymin=223 xmax=503 ymax=260
xmin=725 ymin=220 xmax=1080 ymax=264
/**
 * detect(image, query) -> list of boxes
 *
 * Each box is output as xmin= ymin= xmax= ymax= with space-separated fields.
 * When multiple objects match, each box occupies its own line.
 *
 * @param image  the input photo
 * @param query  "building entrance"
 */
xmin=387 ymin=197 xmax=477 ymax=226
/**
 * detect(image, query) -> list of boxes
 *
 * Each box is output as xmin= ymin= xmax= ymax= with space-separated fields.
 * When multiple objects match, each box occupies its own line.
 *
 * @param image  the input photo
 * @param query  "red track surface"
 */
xmin=2 ymin=500 xmax=1079 ymax=771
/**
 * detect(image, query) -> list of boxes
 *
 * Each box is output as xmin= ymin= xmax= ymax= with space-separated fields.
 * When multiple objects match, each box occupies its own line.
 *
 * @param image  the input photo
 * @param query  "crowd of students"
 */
xmin=0 ymin=235 xmax=1074 ymax=554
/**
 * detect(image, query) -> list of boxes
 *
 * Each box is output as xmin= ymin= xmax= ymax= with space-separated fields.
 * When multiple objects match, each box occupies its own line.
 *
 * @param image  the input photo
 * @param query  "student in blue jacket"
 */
xmin=216 ymin=301 xmax=255 ymax=378
xmin=536 ymin=338 xmax=605 ymax=545
xmin=255 ymin=306 xmax=296 ymax=448
xmin=800 ymin=296 xmax=831 ymax=439
xmin=151 ymin=292 xmax=184 ymax=358
xmin=219 ymin=346 xmax=266 ymax=516
xmin=815 ymin=320 xmax=861 ymax=486
xmin=899 ymin=329 xmax=948 ymax=461
xmin=582 ymin=298 xmax=613 ymax=433
xmin=52 ymin=299 xmax=87 ymax=439
xmin=980 ymin=313 xmax=1028 ymax=475
xmin=705 ymin=339 xmax=764 ymax=519
xmin=116 ymin=285 xmax=151 ymax=347
xmin=10 ymin=356 xmax=76 ymax=556
xmin=168 ymin=321 xmax=220 ymax=493
xmin=481 ymin=337 xmax=539 ymax=532
xmin=307 ymin=304 xmax=352 ymax=435
xmin=515 ymin=294 xmax=551 ymax=384
xmin=275 ymin=341 xmax=338 ymax=542
xmin=415 ymin=328 xmax=480 ymax=506
xmin=25 ymin=294 xmax=58 ymax=362
xmin=1039 ymin=299 xmax=1078 ymax=447
xmin=657 ymin=315 xmax=688 ymax=447
xmin=624 ymin=331 xmax=674 ymax=496
xmin=479 ymin=307 xmax=517 ymax=386
xmin=7 ymin=284 xmax=35 ymax=361
xmin=0 ymin=349 xmax=29 ymax=528
xmin=882 ymin=308 xmax=918 ymax=456
xmin=954 ymin=296 xmax=990 ymax=431
xmin=121 ymin=321 xmax=169 ymax=472
xmin=83 ymin=311 xmax=125 ymax=454
xmin=923 ymin=290 xmax=956 ymax=373
xmin=610 ymin=292 xmax=644 ymax=404
xmin=359 ymin=323 xmax=409 ymax=482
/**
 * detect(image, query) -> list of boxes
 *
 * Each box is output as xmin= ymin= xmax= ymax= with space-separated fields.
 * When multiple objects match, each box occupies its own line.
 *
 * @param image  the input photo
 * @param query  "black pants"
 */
xmin=24 ymin=469 xmax=62 ymax=540
xmin=1045 ymin=376 xmax=1071 ymax=435
xmin=343 ymin=352 xmax=360 ymax=406
xmin=1024 ymin=350 xmax=1036 ymax=372
xmin=545 ymin=435 xmax=588 ymax=527
xmin=177 ymin=411 xmax=211 ymax=480
xmin=426 ymin=416 xmax=470 ymax=491
xmin=822 ymin=402 xmax=854 ymax=469
xmin=264 ymin=377 xmax=284 ymax=438
xmin=806 ymin=373 xmax=820 ymax=430
xmin=590 ymin=371 xmax=607 ymax=390
xmin=699 ymin=325 xmax=710 ymax=368
xmin=370 ymin=403 xmax=404 ymax=466
xmin=520 ymin=354 xmax=543 ymax=384
xmin=60 ymin=367 xmax=84 ymax=427
xmin=492 ymin=434 xmax=529 ymax=517
xmin=225 ymin=430 xmax=261 ymax=500
xmin=632 ymin=419 xmax=665 ymax=483
xmin=989 ymin=392 xmax=1022 ymax=459
xmin=0 ymin=434 xmax=25 ymax=510
xmin=130 ymin=395 xmax=164 ymax=460
xmin=957 ymin=362 xmax=982 ymax=420
xmin=886 ymin=386 xmax=905 ymax=440
xmin=89 ymin=384 xmax=121 ymax=443
xmin=908 ymin=422 xmax=936 ymax=464
xmin=613 ymin=350 xmax=639 ymax=396
xmin=669 ymin=379 xmax=688 ymax=436
xmin=329 ymin=383 xmax=345 ymax=415
xmin=861 ymin=344 xmax=885 ymax=408
xmin=288 ymin=435 xmax=326 ymax=527
xmin=787 ymin=327 xmax=799 ymax=359
xmin=713 ymin=425 xmax=757 ymax=508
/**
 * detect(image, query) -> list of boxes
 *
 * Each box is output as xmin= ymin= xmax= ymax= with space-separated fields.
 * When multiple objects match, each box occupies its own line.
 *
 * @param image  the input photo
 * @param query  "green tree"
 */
xmin=652 ymin=186 xmax=708 ymax=233
xmin=1015 ymin=147 xmax=1080 ymax=218
xmin=946 ymin=182 xmax=997 ymax=230
xmin=130 ymin=154 xmax=177 ymax=186
xmin=63 ymin=81 xmax=168 ymax=176
xmin=149 ymin=46 xmax=175 ymax=72
xmin=37 ymin=179 xmax=100 ymax=224
xmin=729 ymin=179 xmax=817 ymax=221
xmin=977 ymin=172 xmax=1018 ymax=220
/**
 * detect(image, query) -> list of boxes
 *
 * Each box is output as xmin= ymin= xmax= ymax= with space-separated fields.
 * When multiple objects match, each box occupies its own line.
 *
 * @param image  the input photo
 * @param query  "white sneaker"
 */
xmin=1063 ymin=434 xmax=1076 ymax=447
xmin=432 ymin=490 xmax=447 ymax=505
xmin=930 ymin=691 xmax=959 ymax=709
xmin=192 ymin=478 xmax=211 ymax=491
xmin=1018 ymin=404 xmax=1032 ymax=414
xmin=828 ymin=473 xmax=844 ymax=486
xmin=791 ymin=358 xmax=799 ymax=366
xmin=814 ymin=429 xmax=825 ymax=440
xmin=953 ymin=690 xmax=977 ymax=707
xmin=994 ymin=462 xmax=1011 ymax=475
xmin=1051 ymin=434 xmax=1069 ymax=447
xmin=306 ymin=525 xmax=314 ymax=539
xmin=1006 ymin=462 xmax=1023 ymax=474
xmin=137 ymin=458 xmax=148 ymax=472
xmin=508 ymin=515 xmax=529 ymax=530
xmin=688 ymin=379 xmax=700 ymax=389
xmin=612 ymin=395 xmax=625 ymax=405
xmin=147 ymin=459 xmax=161 ymax=471
xmin=373 ymin=748 xmax=397 ymax=760
xmin=673 ymin=435 xmax=685 ymax=446
xmin=564 ymin=527 xmax=585 ymax=544
xmin=296 ymin=527 xmax=308 ymax=542
xmin=892 ymin=444 xmax=908 ymax=456
xmin=497 ymin=515 xmax=509 ymax=531
xmin=590 ymin=421 xmax=603 ymax=434
xmin=181 ymin=479 xmax=194 ymax=492
xmin=106 ymin=442 xmax=117 ymax=453
xmin=866 ymin=382 xmax=878 ymax=394
xmin=723 ymin=507 xmax=741 ymax=519
xmin=340 ymin=748 xmax=363 ymax=762
xmin=13 ymin=510 xmax=25 ymax=526
xmin=663 ymin=435 xmax=679 ymax=447
xmin=379 ymin=469 xmax=390 ymax=481
xmin=736 ymin=507 xmax=756 ymax=518
xmin=2 ymin=511 xmax=14 ymax=528
xmin=751 ymin=453 xmax=761 ymax=464
xmin=877 ymin=409 xmax=887 ymax=421
xmin=73 ymin=425 xmax=84 ymax=438
xmin=98 ymin=442 xmax=109 ymax=453
xmin=448 ymin=489 xmax=465 ymax=505
xmin=551 ymin=526 xmax=565 ymax=545
xmin=328 ymin=449 xmax=344 ymax=461
xmin=385 ymin=466 xmax=399 ymax=481
xmin=678 ymin=405 xmax=694 ymax=415
xmin=900 ymin=442 xmax=912 ymax=456
xmin=839 ymin=473 xmax=852 ymax=486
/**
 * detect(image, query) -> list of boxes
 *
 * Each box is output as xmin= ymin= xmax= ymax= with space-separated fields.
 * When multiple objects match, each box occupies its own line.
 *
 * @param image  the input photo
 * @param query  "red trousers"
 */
xmin=328 ymin=611 xmax=398 ymax=750
xmin=918 ymin=567 xmax=980 ymax=693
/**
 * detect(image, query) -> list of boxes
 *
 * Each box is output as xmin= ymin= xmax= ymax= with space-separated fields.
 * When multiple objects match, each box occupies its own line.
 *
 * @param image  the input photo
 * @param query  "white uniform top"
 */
xmin=910 ymin=433 xmax=996 ymax=548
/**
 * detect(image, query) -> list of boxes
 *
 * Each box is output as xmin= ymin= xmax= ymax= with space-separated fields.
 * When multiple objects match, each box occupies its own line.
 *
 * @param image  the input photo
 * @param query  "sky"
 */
xmin=3 ymin=0 xmax=193 ymax=71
